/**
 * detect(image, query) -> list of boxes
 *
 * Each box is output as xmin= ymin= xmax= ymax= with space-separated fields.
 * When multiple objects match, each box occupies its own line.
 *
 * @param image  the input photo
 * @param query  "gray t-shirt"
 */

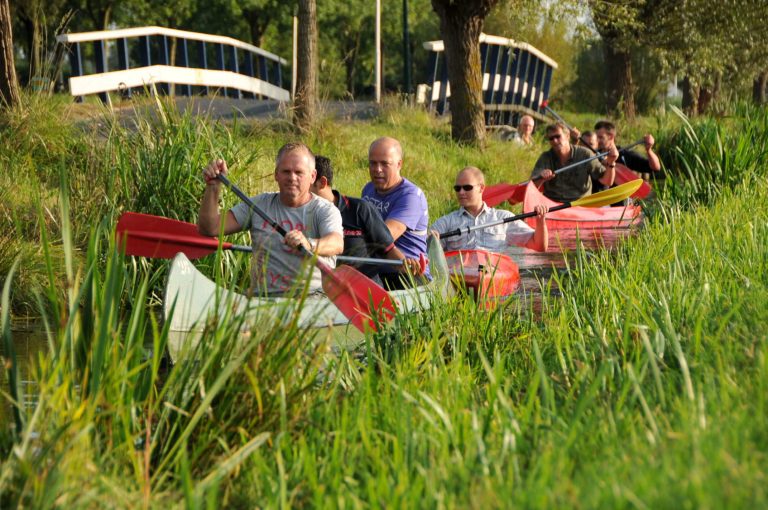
xmin=230 ymin=193 xmax=343 ymax=295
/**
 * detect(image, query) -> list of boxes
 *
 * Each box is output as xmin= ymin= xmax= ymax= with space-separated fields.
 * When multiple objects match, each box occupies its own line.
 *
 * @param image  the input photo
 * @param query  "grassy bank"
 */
xmin=1 ymin=96 xmax=767 ymax=507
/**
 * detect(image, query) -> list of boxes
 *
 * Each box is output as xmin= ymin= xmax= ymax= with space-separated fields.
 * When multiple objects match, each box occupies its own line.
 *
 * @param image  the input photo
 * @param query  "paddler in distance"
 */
xmin=530 ymin=122 xmax=619 ymax=203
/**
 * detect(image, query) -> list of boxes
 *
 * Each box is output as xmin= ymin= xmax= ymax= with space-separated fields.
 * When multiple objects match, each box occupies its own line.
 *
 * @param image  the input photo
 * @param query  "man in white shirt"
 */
xmin=431 ymin=166 xmax=548 ymax=252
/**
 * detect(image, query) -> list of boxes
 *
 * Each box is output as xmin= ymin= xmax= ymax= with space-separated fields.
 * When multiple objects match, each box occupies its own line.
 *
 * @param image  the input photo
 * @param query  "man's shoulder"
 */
xmin=399 ymin=178 xmax=427 ymax=200
xmin=619 ymin=147 xmax=648 ymax=162
xmin=308 ymin=194 xmax=340 ymax=215
xmin=535 ymin=148 xmax=556 ymax=160
xmin=434 ymin=208 xmax=463 ymax=223
xmin=343 ymin=195 xmax=383 ymax=217
xmin=572 ymin=146 xmax=594 ymax=159
xmin=488 ymin=207 xmax=514 ymax=219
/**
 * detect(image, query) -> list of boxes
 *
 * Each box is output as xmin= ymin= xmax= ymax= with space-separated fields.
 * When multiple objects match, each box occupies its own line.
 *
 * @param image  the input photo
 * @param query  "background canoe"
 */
xmin=522 ymin=182 xmax=643 ymax=230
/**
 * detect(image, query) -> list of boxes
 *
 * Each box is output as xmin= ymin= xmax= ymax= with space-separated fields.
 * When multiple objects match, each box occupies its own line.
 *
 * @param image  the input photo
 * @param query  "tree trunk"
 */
xmin=697 ymin=73 xmax=719 ymax=115
xmin=697 ymin=86 xmax=713 ymax=115
xmin=0 ymin=0 xmax=20 ymax=106
xmin=681 ymin=76 xmax=698 ymax=116
xmin=293 ymin=0 xmax=317 ymax=131
xmin=19 ymin=13 xmax=43 ymax=82
xmin=753 ymin=71 xmax=767 ymax=105
xmin=244 ymin=10 xmax=270 ymax=48
xmin=343 ymin=31 xmax=361 ymax=97
xmin=431 ymin=0 xmax=498 ymax=147
xmin=603 ymin=42 xmax=635 ymax=120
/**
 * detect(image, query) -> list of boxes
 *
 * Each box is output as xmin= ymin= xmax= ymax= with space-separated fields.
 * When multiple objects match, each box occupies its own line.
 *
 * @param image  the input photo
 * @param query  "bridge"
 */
xmin=56 ymin=28 xmax=557 ymax=128
xmin=56 ymin=26 xmax=289 ymax=106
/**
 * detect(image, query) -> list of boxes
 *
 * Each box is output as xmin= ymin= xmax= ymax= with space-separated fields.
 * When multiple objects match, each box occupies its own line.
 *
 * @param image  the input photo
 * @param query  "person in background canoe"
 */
xmin=430 ymin=166 xmax=549 ymax=252
xmin=577 ymin=130 xmax=598 ymax=151
xmin=310 ymin=155 xmax=424 ymax=282
xmin=511 ymin=114 xmax=535 ymax=145
xmin=530 ymin=123 xmax=618 ymax=203
xmin=199 ymin=142 xmax=344 ymax=296
xmin=362 ymin=136 xmax=431 ymax=290
xmin=595 ymin=120 xmax=661 ymax=188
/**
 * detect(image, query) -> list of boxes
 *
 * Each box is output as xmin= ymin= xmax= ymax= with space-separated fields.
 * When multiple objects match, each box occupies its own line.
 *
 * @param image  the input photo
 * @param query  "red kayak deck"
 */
xmin=522 ymin=182 xmax=643 ymax=230
xmin=445 ymin=249 xmax=520 ymax=309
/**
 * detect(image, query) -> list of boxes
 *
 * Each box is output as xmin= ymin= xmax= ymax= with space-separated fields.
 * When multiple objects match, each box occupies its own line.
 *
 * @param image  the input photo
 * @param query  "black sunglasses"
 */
xmin=453 ymin=184 xmax=476 ymax=192
xmin=547 ymin=134 xmax=562 ymax=141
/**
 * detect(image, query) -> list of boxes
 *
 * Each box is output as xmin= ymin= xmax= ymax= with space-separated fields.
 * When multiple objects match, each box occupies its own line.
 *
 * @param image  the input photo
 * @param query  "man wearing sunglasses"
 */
xmin=530 ymin=123 xmax=618 ymax=203
xmin=430 ymin=167 xmax=549 ymax=252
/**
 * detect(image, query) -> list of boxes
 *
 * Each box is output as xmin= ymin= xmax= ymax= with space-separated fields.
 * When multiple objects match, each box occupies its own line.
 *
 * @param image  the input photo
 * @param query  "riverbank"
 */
xmin=1 ymin=96 xmax=767 ymax=507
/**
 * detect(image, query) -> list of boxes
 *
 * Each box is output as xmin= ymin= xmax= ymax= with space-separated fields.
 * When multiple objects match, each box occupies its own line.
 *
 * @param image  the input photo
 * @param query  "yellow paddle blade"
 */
xmin=571 ymin=179 xmax=644 ymax=208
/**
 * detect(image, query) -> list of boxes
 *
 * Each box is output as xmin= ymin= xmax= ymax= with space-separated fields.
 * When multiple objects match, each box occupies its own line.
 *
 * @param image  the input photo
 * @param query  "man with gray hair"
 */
xmin=199 ymin=142 xmax=343 ymax=295
xmin=431 ymin=166 xmax=549 ymax=252
xmin=511 ymin=114 xmax=535 ymax=145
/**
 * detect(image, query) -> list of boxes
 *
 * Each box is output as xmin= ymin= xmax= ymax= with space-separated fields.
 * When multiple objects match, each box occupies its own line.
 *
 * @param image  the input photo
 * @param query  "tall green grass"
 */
xmin=2 ymin=97 xmax=767 ymax=507
xmin=1 ymin=184 xmax=339 ymax=508
xmin=656 ymin=104 xmax=768 ymax=208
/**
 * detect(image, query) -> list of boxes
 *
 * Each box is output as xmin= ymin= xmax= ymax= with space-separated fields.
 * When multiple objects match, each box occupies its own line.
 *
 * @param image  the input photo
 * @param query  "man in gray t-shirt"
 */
xmin=199 ymin=143 xmax=343 ymax=295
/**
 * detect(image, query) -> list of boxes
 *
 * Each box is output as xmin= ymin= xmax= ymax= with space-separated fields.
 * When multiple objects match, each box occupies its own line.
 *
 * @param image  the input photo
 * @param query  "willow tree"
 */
xmin=647 ymin=0 xmax=768 ymax=114
xmin=293 ymin=0 xmax=317 ymax=131
xmin=431 ymin=0 xmax=499 ymax=147
xmin=0 ymin=0 xmax=20 ymax=107
xmin=586 ymin=0 xmax=652 ymax=120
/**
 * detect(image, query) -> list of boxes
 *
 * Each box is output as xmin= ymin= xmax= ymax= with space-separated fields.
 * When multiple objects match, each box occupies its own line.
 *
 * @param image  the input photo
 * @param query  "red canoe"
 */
xmin=445 ymin=249 xmax=520 ymax=309
xmin=522 ymin=182 xmax=643 ymax=230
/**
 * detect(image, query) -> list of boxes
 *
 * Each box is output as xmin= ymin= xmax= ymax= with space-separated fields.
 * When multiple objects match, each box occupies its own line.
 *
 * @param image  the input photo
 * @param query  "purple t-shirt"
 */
xmin=362 ymin=178 xmax=430 ymax=277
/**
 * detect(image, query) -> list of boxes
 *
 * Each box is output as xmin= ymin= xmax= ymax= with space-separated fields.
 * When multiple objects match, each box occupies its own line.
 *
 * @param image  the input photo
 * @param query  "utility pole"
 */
xmin=402 ymin=0 xmax=412 ymax=95
xmin=375 ymin=0 xmax=381 ymax=103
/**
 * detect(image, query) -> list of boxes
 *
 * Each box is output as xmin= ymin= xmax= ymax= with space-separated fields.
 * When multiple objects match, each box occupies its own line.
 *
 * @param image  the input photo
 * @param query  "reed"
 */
xmin=2 ymin=98 xmax=767 ymax=507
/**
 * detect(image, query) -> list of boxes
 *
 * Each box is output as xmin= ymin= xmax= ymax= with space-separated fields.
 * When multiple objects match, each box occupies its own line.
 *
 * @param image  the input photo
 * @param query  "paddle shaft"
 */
xmin=440 ymin=203 xmax=570 ymax=239
xmin=540 ymin=102 xmax=644 ymax=158
xmin=444 ymin=178 xmax=642 ymax=239
xmin=204 ymin=241 xmax=406 ymax=267
xmin=541 ymin=103 xmax=573 ymax=131
xmin=118 ymin=212 xmax=412 ymax=267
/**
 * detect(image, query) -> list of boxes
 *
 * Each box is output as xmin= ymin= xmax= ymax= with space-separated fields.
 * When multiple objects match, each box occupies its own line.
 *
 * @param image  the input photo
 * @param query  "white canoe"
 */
xmin=163 ymin=235 xmax=453 ymax=361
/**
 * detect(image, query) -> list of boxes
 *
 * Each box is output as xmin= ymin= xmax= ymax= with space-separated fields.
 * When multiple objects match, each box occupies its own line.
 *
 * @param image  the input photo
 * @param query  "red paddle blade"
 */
xmin=483 ymin=182 xmax=527 ymax=207
xmin=614 ymin=164 xmax=653 ymax=199
xmin=320 ymin=264 xmax=396 ymax=333
xmin=116 ymin=212 xmax=225 ymax=259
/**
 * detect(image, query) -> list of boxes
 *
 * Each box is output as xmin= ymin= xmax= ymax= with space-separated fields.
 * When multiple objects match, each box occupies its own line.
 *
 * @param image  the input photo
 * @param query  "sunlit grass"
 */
xmin=1 ymin=97 xmax=767 ymax=506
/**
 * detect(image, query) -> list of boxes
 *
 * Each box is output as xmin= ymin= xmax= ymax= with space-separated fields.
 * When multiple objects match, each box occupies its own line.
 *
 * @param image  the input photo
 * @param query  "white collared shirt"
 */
xmin=430 ymin=202 xmax=534 ymax=252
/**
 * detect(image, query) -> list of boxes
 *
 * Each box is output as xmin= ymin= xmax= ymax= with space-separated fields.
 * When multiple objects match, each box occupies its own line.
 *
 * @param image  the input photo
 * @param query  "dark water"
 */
xmin=498 ymin=227 xmax=637 ymax=313
xmin=1 ymin=326 xmax=47 ymax=424
xmin=2 ymin=227 xmax=636 ymax=423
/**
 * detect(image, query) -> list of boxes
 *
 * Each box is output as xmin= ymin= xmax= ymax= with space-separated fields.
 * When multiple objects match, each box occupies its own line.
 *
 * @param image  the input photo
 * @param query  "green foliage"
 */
xmin=565 ymin=38 xmax=666 ymax=114
xmin=3 ymin=98 xmax=768 ymax=506
xmin=1 ymin=205 xmax=327 ymax=508
xmin=655 ymin=104 xmax=768 ymax=207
